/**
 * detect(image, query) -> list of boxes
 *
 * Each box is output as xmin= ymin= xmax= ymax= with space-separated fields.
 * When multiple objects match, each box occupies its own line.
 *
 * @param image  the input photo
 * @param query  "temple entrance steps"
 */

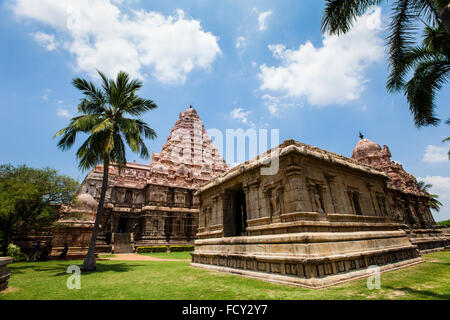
xmin=112 ymin=233 xmax=134 ymax=254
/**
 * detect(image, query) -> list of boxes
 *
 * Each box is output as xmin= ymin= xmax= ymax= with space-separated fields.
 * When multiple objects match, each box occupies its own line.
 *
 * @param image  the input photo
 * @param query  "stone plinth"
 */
xmin=407 ymin=228 xmax=450 ymax=253
xmin=192 ymin=228 xmax=422 ymax=288
xmin=0 ymin=257 xmax=12 ymax=292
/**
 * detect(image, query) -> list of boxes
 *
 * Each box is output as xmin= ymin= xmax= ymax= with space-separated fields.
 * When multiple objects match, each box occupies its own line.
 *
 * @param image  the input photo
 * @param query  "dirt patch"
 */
xmin=386 ymin=290 xmax=407 ymax=299
xmin=98 ymin=253 xmax=190 ymax=262
xmin=1 ymin=286 xmax=20 ymax=294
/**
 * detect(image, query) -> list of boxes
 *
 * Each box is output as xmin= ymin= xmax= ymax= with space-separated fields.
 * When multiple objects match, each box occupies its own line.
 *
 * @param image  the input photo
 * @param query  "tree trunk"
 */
xmin=441 ymin=3 xmax=450 ymax=35
xmin=81 ymin=159 xmax=109 ymax=271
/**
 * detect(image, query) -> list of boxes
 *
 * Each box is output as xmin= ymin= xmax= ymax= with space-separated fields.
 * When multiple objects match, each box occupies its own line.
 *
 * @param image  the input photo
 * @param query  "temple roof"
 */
xmin=352 ymin=138 xmax=383 ymax=161
xmin=98 ymin=106 xmax=228 ymax=190
xmin=198 ymin=139 xmax=388 ymax=194
xmin=351 ymin=138 xmax=427 ymax=197
xmin=147 ymin=106 xmax=228 ymax=189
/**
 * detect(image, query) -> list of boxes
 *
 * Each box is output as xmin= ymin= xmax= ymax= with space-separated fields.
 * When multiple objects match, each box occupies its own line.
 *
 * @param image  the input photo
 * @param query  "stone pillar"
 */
xmin=221 ymin=191 xmax=234 ymax=237
xmin=286 ymin=164 xmax=306 ymax=213
xmin=212 ymin=194 xmax=219 ymax=225
xmin=243 ymin=184 xmax=252 ymax=220
xmin=366 ymin=182 xmax=378 ymax=216
xmin=324 ymin=174 xmax=337 ymax=213
xmin=0 ymin=257 xmax=12 ymax=292
xmin=247 ymin=180 xmax=261 ymax=219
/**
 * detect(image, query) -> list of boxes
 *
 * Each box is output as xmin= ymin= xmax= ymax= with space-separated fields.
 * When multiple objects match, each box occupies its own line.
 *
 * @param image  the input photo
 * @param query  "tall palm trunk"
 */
xmin=81 ymin=159 xmax=109 ymax=271
xmin=441 ymin=3 xmax=450 ymax=34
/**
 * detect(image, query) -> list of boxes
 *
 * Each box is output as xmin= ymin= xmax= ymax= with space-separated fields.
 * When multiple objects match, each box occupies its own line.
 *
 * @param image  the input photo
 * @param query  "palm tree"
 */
xmin=443 ymin=118 xmax=450 ymax=159
xmin=418 ymin=180 xmax=443 ymax=211
xmin=436 ymin=0 xmax=450 ymax=33
xmin=54 ymin=70 xmax=158 ymax=271
xmin=389 ymin=24 xmax=450 ymax=127
xmin=321 ymin=0 xmax=447 ymax=126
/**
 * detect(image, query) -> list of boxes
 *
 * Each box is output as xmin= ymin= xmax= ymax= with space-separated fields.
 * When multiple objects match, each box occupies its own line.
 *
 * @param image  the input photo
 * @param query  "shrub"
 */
xmin=7 ymin=243 xmax=28 ymax=262
xmin=136 ymin=246 xmax=168 ymax=253
xmin=169 ymin=245 xmax=194 ymax=252
xmin=437 ymin=220 xmax=450 ymax=227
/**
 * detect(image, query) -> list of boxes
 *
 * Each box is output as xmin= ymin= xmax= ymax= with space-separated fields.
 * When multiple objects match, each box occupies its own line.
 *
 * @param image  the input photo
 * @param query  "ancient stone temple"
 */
xmin=51 ymin=107 xmax=228 ymax=257
xmin=191 ymin=139 xmax=448 ymax=288
xmin=351 ymin=138 xmax=448 ymax=252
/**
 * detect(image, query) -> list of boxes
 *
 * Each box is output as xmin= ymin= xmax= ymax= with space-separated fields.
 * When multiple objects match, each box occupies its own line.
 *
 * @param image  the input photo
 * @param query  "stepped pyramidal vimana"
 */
xmin=15 ymin=106 xmax=449 ymax=287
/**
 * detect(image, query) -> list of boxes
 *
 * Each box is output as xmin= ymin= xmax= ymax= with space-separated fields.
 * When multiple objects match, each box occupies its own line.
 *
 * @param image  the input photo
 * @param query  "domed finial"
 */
xmin=359 ymin=132 xmax=364 ymax=140
xmin=189 ymin=105 xmax=193 ymax=109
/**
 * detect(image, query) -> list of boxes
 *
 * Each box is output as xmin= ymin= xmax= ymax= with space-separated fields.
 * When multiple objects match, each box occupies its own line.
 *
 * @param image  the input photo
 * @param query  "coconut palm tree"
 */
xmin=443 ymin=118 xmax=450 ymax=159
xmin=322 ymin=0 xmax=448 ymax=127
xmin=389 ymin=24 xmax=450 ymax=126
xmin=54 ymin=70 xmax=158 ymax=271
xmin=418 ymin=180 xmax=443 ymax=211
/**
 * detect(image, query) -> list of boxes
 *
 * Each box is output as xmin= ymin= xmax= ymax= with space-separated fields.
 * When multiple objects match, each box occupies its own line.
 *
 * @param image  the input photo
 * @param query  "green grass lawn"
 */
xmin=1 ymin=251 xmax=449 ymax=300
xmin=138 ymin=251 xmax=192 ymax=260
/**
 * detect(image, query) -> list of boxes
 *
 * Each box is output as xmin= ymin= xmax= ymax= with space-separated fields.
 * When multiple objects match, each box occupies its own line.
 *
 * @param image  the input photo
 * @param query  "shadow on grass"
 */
xmin=384 ymin=286 xmax=450 ymax=300
xmin=8 ymin=262 xmax=147 ymax=276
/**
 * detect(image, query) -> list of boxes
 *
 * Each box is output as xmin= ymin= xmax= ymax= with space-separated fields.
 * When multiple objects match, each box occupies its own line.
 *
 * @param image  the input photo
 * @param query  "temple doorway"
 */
xmin=233 ymin=189 xmax=248 ymax=236
xmin=118 ymin=217 xmax=128 ymax=233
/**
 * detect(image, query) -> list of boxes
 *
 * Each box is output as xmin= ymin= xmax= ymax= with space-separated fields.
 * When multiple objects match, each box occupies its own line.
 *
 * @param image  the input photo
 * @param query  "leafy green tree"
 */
xmin=0 ymin=164 xmax=79 ymax=254
xmin=418 ymin=180 xmax=443 ymax=211
xmin=322 ymin=0 xmax=449 ymax=127
xmin=54 ymin=70 xmax=158 ymax=271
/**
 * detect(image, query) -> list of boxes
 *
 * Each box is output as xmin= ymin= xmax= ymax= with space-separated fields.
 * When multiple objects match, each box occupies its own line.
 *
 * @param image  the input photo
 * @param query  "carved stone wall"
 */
xmin=192 ymin=140 xmax=428 ymax=288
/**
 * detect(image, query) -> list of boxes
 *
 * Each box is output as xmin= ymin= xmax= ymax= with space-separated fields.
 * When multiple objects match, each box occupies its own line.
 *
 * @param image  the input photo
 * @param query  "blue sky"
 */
xmin=0 ymin=0 xmax=449 ymax=221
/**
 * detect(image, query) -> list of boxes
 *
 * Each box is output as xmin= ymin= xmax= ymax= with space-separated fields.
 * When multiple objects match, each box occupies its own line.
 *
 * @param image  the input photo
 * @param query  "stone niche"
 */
xmin=50 ymin=222 xmax=95 ymax=259
xmin=0 ymin=257 xmax=12 ymax=292
xmin=191 ymin=140 xmax=423 ymax=288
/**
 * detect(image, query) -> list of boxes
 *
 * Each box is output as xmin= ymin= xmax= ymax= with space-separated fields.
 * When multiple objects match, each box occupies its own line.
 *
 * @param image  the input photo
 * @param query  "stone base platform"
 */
xmin=0 ymin=257 xmax=12 ymax=292
xmin=191 ymin=257 xmax=422 ymax=289
xmin=191 ymin=231 xmax=422 ymax=288
xmin=406 ymin=228 xmax=450 ymax=253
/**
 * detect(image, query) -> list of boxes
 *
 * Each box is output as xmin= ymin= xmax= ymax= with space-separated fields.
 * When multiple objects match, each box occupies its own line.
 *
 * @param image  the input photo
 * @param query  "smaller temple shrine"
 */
xmin=191 ymin=139 xmax=448 ymax=288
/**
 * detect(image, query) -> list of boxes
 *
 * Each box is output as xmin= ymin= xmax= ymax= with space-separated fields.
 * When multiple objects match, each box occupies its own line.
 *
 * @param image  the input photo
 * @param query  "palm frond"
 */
xmin=387 ymin=0 xmax=419 ymax=92
xmin=411 ymin=0 xmax=440 ymax=26
xmin=91 ymin=118 xmax=114 ymax=135
xmin=123 ymin=97 xmax=158 ymax=116
xmin=321 ymin=0 xmax=384 ymax=35
xmin=72 ymin=78 xmax=105 ymax=104
xmin=404 ymin=58 xmax=449 ymax=126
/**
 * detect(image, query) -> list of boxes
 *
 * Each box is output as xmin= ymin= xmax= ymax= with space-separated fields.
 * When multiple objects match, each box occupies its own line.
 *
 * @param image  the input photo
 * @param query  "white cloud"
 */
xmin=418 ymin=176 xmax=450 ymax=200
xmin=42 ymin=88 xmax=51 ymax=101
xmin=258 ymin=7 xmax=383 ymax=106
xmin=235 ymin=36 xmax=247 ymax=49
xmin=257 ymin=10 xmax=272 ymax=31
xmin=12 ymin=0 xmax=221 ymax=83
xmin=230 ymin=107 xmax=251 ymax=125
xmin=262 ymin=94 xmax=297 ymax=116
xmin=31 ymin=31 xmax=58 ymax=51
xmin=423 ymin=145 xmax=449 ymax=163
xmin=418 ymin=175 xmax=450 ymax=221
xmin=57 ymin=108 xmax=72 ymax=118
